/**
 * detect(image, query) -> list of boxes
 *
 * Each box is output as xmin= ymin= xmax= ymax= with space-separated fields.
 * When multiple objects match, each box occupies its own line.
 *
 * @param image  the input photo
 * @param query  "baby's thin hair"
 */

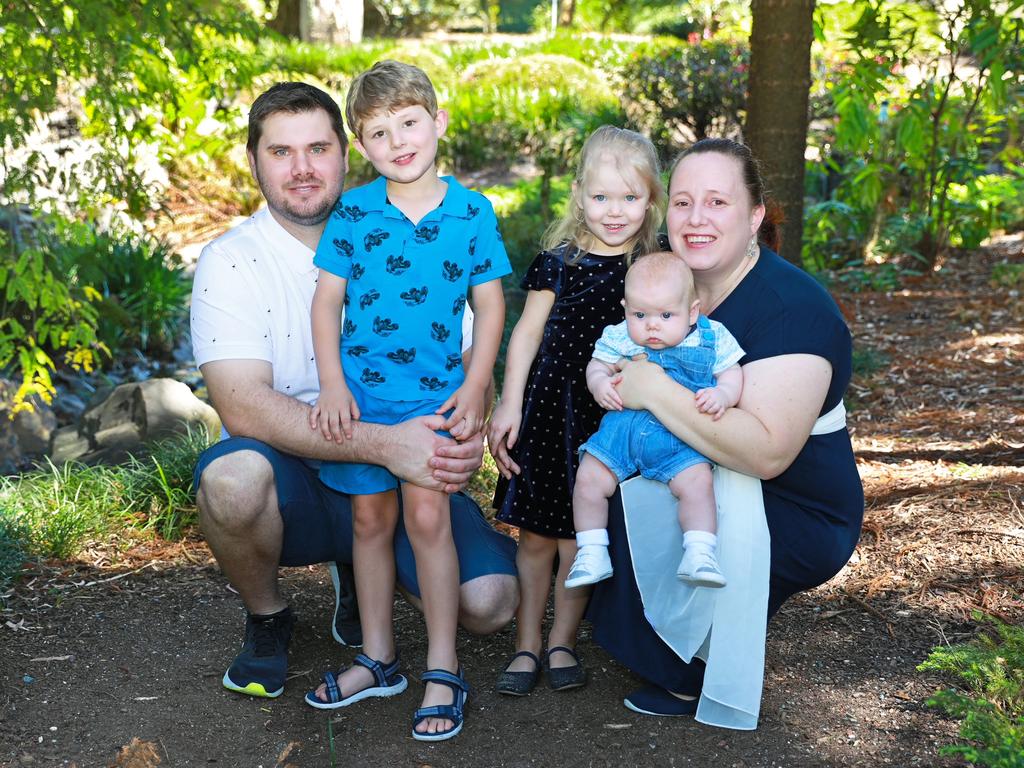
xmin=544 ymin=125 xmax=665 ymax=264
xmin=626 ymin=251 xmax=695 ymax=302
xmin=346 ymin=60 xmax=438 ymax=140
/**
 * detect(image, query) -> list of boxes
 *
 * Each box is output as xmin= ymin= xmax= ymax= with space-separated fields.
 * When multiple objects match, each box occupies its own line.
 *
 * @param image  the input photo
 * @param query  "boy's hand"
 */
xmin=486 ymin=400 xmax=523 ymax=479
xmin=310 ymin=382 xmax=361 ymax=441
xmin=694 ymin=386 xmax=729 ymax=420
xmin=437 ymin=382 xmax=487 ymax=441
xmin=592 ymin=376 xmax=624 ymax=411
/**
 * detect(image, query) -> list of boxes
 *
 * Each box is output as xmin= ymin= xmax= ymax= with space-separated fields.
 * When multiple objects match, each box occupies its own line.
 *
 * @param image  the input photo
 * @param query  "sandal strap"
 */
xmin=545 ymin=646 xmax=581 ymax=664
xmin=353 ymin=653 xmax=401 ymax=688
xmin=421 ymin=668 xmax=468 ymax=693
xmin=414 ymin=704 xmax=459 ymax=723
xmin=322 ymin=671 xmax=341 ymax=703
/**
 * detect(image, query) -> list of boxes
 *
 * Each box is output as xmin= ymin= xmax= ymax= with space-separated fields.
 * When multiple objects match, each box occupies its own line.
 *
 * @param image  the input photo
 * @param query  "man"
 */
xmin=190 ymin=82 xmax=519 ymax=699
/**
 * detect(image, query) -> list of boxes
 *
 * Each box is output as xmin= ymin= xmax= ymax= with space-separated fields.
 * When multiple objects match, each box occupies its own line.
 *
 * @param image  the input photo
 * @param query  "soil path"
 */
xmin=1 ymin=242 xmax=1021 ymax=767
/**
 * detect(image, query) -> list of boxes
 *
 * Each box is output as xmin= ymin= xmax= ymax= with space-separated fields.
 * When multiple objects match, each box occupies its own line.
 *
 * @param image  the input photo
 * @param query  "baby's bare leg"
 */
xmin=572 ymin=453 xmax=620 ymax=533
xmin=668 ymin=463 xmax=716 ymax=535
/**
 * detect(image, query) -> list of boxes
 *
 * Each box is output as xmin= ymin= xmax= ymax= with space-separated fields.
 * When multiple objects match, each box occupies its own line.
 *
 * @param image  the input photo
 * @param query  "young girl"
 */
xmin=487 ymin=126 xmax=665 ymax=695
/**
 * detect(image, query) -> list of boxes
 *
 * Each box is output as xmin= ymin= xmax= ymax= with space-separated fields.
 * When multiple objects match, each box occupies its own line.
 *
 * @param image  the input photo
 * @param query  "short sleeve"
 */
xmin=190 ymin=243 xmax=272 ymax=366
xmin=592 ymin=322 xmax=634 ymax=363
xmin=468 ymin=197 xmax=512 ymax=286
xmin=710 ymin=322 xmax=745 ymax=374
xmin=313 ymin=208 xmax=355 ymax=279
xmin=521 ymin=250 xmax=567 ymax=295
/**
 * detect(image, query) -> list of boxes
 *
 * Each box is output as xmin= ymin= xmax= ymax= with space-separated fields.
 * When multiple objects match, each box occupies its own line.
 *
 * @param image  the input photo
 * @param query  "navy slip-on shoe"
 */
xmin=623 ymin=684 xmax=699 ymax=717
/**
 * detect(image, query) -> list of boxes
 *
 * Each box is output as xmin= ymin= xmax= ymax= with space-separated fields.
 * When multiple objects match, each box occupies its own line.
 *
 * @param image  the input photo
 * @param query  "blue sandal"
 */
xmin=411 ymin=668 xmax=469 ymax=742
xmin=304 ymin=653 xmax=407 ymax=710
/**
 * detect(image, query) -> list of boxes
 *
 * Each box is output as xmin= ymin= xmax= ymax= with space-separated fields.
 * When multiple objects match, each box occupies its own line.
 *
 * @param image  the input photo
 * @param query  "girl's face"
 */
xmin=666 ymin=152 xmax=765 ymax=276
xmin=575 ymin=155 xmax=651 ymax=256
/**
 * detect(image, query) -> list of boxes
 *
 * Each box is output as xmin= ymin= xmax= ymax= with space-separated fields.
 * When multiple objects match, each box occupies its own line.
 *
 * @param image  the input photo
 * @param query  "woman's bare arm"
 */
xmin=613 ymin=353 xmax=832 ymax=479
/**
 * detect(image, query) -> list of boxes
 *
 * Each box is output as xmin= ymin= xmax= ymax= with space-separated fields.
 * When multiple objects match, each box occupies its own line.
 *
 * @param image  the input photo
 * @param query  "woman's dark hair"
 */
xmin=246 ymin=82 xmax=347 ymax=155
xmin=670 ymin=138 xmax=784 ymax=253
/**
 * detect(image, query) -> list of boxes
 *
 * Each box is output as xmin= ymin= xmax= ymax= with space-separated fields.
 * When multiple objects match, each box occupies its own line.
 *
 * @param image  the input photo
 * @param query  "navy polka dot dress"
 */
xmin=493 ymin=244 xmax=629 ymax=539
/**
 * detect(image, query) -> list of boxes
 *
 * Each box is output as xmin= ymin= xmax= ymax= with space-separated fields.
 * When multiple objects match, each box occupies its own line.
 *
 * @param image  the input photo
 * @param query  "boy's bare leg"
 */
xmin=403 ymin=483 xmax=460 ymax=736
xmin=669 ymin=463 xmax=716 ymax=534
xmin=572 ymin=454 xmax=620 ymax=532
xmin=546 ymin=538 xmax=590 ymax=668
xmin=505 ymin=531 xmax=556 ymax=672
xmin=313 ymin=491 xmax=399 ymax=702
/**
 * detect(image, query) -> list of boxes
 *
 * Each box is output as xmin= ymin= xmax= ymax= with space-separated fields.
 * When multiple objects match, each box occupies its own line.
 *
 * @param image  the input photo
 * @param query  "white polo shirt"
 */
xmin=190 ymin=208 xmax=473 ymax=407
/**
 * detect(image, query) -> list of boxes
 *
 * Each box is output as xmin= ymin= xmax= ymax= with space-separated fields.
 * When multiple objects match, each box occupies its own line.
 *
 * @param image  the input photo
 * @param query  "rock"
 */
xmin=49 ymin=378 xmax=220 ymax=465
xmin=0 ymin=381 xmax=58 ymax=472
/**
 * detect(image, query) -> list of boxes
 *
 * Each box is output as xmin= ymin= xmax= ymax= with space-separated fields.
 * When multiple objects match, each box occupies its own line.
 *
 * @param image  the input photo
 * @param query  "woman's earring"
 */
xmin=746 ymin=237 xmax=759 ymax=259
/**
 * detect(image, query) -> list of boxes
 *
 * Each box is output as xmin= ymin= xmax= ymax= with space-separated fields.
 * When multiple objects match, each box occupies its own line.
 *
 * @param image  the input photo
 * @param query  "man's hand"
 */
xmin=385 ymin=415 xmax=484 ymax=493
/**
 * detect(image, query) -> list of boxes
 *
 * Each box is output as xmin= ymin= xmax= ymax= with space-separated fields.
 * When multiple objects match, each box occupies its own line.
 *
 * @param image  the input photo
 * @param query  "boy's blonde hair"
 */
xmin=345 ymin=60 xmax=438 ymax=139
xmin=626 ymin=251 xmax=695 ymax=304
xmin=544 ymin=125 xmax=666 ymax=264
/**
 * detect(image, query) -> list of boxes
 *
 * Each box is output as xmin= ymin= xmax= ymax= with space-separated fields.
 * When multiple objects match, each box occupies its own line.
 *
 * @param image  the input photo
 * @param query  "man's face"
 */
xmin=248 ymin=109 xmax=346 ymax=231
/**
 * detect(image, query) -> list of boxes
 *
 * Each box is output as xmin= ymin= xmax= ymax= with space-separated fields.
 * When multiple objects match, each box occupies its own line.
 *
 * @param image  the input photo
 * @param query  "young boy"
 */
xmin=306 ymin=61 xmax=510 ymax=742
xmin=565 ymin=251 xmax=744 ymax=590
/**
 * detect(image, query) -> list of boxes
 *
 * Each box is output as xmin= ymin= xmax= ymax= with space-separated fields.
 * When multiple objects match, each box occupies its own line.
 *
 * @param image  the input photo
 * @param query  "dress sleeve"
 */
xmin=521 ymin=250 xmax=566 ymax=295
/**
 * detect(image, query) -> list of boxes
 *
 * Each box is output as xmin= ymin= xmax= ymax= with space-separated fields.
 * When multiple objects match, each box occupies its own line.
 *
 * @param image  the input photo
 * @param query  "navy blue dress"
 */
xmin=588 ymin=248 xmax=865 ymax=694
xmin=493 ymin=244 xmax=629 ymax=539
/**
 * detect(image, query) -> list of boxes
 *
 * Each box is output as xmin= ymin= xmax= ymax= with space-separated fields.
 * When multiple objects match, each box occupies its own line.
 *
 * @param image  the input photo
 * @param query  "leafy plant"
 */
xmin=919 ymin=614 xmax=1024 ymax=767
xmin=991 ymin=263 xmax=1024 ymax=288
xmin=619 ymin=38 xmax=749 ymax=158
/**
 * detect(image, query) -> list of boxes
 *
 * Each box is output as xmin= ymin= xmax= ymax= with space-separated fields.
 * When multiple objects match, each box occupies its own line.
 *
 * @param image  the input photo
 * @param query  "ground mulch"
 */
xmin=1 ymin=239 xmax=1021 ymax=767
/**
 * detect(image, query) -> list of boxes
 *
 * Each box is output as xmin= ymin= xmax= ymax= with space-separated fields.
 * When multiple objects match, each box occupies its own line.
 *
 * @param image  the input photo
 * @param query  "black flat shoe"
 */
xmin=623 ymin=684 xmax=699 ymax=717
xmin=544 ymin=646 xmax=587 ymax=691
xmin=495 ymin=650 xmax=541 ymax=696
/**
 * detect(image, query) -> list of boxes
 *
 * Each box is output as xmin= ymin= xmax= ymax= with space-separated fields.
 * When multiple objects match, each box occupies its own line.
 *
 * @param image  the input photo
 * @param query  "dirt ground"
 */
xmin=1 ymin=241 xmax=1021 ymax=767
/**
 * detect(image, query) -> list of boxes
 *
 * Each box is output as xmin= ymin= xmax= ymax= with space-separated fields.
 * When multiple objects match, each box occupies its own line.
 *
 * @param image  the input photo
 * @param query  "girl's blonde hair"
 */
xmin=543 ymin=125 xmax=666 ymax=264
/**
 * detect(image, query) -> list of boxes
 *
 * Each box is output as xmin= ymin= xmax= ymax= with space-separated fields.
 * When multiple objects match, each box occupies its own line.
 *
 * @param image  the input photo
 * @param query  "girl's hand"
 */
xmin=437 ymin=382 xmax=486 ymax=441
xmin=694 ymin=386 xmax=729 ymax=420
xmin=592 ymin=376 xmax=624 ymax=411
xmin=311 ymin=382 xmax=360 ymax=441
xmin=486 ymin=401 xmax=523 ymax=479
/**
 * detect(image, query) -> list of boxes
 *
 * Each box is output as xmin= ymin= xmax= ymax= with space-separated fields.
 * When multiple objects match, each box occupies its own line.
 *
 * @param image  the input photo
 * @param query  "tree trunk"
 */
xmin=269 ymin=0 xmax=363 ymax=44
xmin=745 ymin=0 xmax=815 ymax=267
xmin=559 ymin=0 xmax=576 ymax=26
xmin=269 ymin=0 xmax=303 ymax=38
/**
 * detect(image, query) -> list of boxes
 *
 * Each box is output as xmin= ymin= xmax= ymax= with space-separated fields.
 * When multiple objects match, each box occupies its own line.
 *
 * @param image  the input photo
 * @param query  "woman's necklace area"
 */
xmin=701 ymin=251 xmax=759 ymax=314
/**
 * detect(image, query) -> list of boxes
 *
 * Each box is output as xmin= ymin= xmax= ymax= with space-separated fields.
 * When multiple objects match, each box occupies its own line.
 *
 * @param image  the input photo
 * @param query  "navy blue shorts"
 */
xmin=193 ymin=437 xmax=517 ymax=598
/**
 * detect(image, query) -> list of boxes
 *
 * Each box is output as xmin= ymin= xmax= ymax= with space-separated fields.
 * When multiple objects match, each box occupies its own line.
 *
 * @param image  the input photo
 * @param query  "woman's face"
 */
xmin=666 ymin=152 xmax=765 ymax=276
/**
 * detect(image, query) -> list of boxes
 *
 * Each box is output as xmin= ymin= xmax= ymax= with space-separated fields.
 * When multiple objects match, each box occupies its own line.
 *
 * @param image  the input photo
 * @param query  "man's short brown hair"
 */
xmin=247 ymin=82 xmax=347 ymax=155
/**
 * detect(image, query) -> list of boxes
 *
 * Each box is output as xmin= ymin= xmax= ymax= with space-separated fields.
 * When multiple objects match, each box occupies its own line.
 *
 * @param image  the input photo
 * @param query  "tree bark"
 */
xmin=268 ymin=0 xmax=363 ymax=44
xmin=745 ymin=0 xmax=815 ymax=267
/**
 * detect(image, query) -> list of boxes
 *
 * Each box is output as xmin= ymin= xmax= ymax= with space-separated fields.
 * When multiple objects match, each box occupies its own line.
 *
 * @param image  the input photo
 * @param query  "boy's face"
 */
xmin=622 ymin=272 xmax=699 ymax=350
xmin=354 ymin=104 xmax=447 ymax=186
xmin=247 ymin=108 xmax=347 ymax=231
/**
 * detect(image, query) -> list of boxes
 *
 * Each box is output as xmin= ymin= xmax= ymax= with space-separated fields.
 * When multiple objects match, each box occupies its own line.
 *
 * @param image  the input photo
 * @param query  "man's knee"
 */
xmin=458 ymin=574 xmax=518 ymax=636
xmin=196 ymin=450 xmax=277 ymax=530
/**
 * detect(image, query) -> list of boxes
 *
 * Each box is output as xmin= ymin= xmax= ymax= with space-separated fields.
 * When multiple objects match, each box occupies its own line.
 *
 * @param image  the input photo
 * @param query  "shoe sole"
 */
xmin=564 ymin=570 xmax=612 ymax=589
xmin=623 ymin=697 xmax=696 ymax=717
xmin=304 ymin=675 xmax=408 ymax=710
xmin=676 ymin=572 xmax=727 ymax=588
xmin=222 ymin=671 xmax=283 ymax=699
xmin=329 ymin=562 xmax=363 ymax=648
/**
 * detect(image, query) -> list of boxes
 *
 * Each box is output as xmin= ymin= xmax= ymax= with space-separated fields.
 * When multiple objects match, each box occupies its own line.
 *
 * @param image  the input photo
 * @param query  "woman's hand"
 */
xmin=612 ymin=356 xmax=672 ymax=411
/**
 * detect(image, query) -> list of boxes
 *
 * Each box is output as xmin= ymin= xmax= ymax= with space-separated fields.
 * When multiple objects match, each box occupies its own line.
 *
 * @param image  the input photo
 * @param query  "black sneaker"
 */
xmin=222 ymin=606 xmax=295 ymax=698
xmin=328 ymin=562 xmax=363 ymax=647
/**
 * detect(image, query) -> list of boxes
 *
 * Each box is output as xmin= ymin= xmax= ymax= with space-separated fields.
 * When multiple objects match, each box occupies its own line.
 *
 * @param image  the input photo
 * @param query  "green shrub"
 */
xmin=919 ymin=614 xmax=1024 ymax=767
xmin=618 ymin=39 xmax=749 ymax=159
xmin=991 ymin=263 xmax=1024 ymax=288
xmin=0 ymin=430 xmax=210 ymax=587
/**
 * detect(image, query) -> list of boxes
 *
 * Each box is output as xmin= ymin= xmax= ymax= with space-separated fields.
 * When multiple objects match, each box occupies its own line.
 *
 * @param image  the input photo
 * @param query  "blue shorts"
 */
xmin=319 ymin=392 xmax=450 ymax=494
xmin=580 ymin=409 xmax=710 ymax=483
xmin=192 ymin=437 xmax=517 ymax=598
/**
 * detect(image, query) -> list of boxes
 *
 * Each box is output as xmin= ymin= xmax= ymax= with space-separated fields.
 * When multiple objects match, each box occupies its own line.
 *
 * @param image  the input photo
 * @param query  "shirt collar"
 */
xmin=254 ymin=207 xmax=317 ymax=274
xmin=369 ymin=175 xmax=473 ymax=222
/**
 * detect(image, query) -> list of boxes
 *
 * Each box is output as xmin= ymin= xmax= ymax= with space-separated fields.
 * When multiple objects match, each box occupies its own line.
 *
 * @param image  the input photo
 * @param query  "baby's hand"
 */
xmin=593 ymin=376 xmax=623 ymax=411
xmin=694 ymin=386 xmax=728 ymax=420
xmin=311 ymin=383 xmax=360 ymax=441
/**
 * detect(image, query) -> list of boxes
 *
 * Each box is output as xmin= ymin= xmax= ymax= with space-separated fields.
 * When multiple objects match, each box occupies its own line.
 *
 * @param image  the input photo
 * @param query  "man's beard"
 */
xmin=255 ymin=166 xmax=340 ymax=227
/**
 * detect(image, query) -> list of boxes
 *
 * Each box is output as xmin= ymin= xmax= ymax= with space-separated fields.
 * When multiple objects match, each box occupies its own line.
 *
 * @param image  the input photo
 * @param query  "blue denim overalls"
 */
xmin=579 ymin=315 xmax=718 ymax=483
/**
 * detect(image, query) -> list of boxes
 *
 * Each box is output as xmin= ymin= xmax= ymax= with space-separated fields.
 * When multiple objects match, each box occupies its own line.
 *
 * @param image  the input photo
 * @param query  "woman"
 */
xmin=587 ymin=138 xmax=864 ymax=719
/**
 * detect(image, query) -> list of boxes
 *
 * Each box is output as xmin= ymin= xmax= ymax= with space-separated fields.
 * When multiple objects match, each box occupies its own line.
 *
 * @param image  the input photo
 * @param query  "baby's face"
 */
xmin=622 ymin=274 xmax=695 ymax=350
